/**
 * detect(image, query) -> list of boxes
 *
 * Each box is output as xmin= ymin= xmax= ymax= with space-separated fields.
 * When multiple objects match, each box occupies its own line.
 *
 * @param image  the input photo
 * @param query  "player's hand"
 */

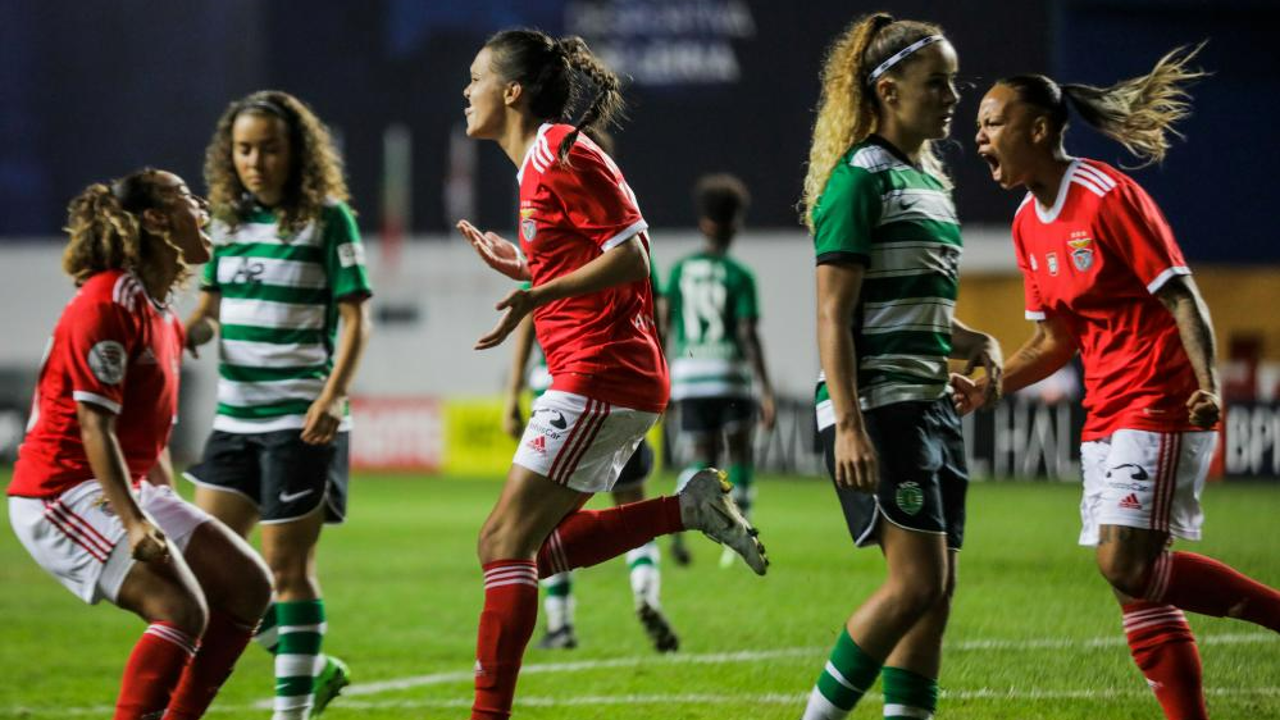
xmin=759 ymin=392 xmax=777 ymax=432
xmin=951 ymin=373 xmax=990 ymax=415
xmin=127 ymin=519 xmax=169 ymax=563
xmin=1186 ymin=389 xmax=1221 ymax=428
xmin=960 ymin=333 xmax=1004 ymax=406
xmin=501 ymin=397 xmax=524 ymax=440
xmin=184 ymin=318 xmax=215 ymax=359
xmin=476 ymin=288 xmax=537 ymax=350
xmin=301 ymin=392 xmax=344 ymax=445
xmin=457 ymin=220 xmax=531 ymax=281
xmin=833 ymin=424 xmax=878 ymax=492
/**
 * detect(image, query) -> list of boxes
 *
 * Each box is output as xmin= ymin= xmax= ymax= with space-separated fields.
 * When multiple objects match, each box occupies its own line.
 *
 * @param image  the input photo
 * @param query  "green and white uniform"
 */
xmin=203 ymin=199 xmax=372 ymax=433
xmin=665 ymin=252 xmax=760 ymax=401
xmin=813 ymin=135 xmax=961 ymax=429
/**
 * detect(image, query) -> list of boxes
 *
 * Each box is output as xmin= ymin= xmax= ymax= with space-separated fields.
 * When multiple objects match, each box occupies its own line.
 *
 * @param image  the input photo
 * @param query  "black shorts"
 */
xmin=614 ymin=438 xmax=654 ymax=491
xmin=677 ymin=396 xmax=755 ymax=435
xmin=184 ymin=429 xmax=350 ymax=525
xmin=820 ymin=398 xmax=968 ymax=550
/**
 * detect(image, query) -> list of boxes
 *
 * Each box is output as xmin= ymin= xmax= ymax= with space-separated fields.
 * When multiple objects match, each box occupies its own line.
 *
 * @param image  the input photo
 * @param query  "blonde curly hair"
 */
xmin=801 ymin=13 xmax=950 ymax=231
xmin=204 ymin=90 xmax=350 ymax=236
xmin=62 ymin=168 xmax=190 ymax=289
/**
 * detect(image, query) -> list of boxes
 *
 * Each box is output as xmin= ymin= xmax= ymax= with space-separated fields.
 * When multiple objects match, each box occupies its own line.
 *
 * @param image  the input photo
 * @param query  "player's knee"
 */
xmin=157 ymin=589 xmax=209 ymax=638
xmin=887 ymin=577 xmax=947 ymax=620
xmin=238 ymin=555 xmax=273 ymax=619
xmin=1097 ymin=555 xmax=1150 ymax=598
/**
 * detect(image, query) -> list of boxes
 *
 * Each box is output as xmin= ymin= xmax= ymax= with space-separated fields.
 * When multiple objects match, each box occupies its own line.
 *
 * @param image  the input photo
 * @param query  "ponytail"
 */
xmin=62 ymin=170 xmax=162 ymax=286
xmin=555 ymin=36 xmax=625 ymax=163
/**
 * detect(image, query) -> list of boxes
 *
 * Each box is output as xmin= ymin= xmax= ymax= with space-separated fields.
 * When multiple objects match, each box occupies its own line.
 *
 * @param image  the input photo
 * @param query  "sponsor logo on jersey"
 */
xmin=88 ymin=340 xmax=127 ymax=385
xmin=1106 ymin=463 xmax=1149 ymax=481
xmin=1118 ymin=493 xmax=1142 ymax=510
xmin=1046 ymin=252 xmax=1060 ymax=277
xmin=1068 ymin=231 xmax=1094 ymax=272
xmin=526 ymin=435 xmax=547 ymax=454
xmin=337 ymin=242 xmax=366 ymax=268
xmin=895 ymin=481 xmax=924 ymax=516
xmin=230 ymin=258 xmax=266 ymax=284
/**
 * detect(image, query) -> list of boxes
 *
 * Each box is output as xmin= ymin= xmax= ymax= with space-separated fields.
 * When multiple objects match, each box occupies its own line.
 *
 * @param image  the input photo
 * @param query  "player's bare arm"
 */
xmin=739 ymin=317 xmax=777 ymax=431
xmin=77 ymin=402 xmax=168 ymax=563
xmin=183 ymin=288 xmax=220 ymax=358
xmin=816 ymin=261 xmax=877 ymax=492
xmin=949 ymin=317 xmax=1004 ymax=405
xmin=957 ymin=315 xmax=1076 ymax=415
xmin=303 ymin=296 xmax=372 ymax=445
xmin=1155 ymin=274 xmax=1221 ymax=427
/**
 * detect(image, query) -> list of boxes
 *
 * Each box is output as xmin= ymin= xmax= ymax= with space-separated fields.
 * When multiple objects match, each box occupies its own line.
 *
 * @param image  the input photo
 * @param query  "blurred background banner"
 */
xmin=1 ymin=0 xmax=1276 ymax=477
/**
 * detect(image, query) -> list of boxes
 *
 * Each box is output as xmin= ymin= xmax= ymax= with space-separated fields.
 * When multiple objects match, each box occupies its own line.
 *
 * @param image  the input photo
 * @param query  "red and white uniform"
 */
xmin=7 ymin=270 xmax=208 ymax=604
xmin=1013 ymin=158 xmax=1202 ymax=442
xmin=511 ymin=124 xmax=668 ymax=492
xmin=517 ymin=123 xmax=668 ymax=413
xmin=10 ymin=270 xmax=183 ymax=497
xmin=1012 ymin=159 xmax=1214 ymax=544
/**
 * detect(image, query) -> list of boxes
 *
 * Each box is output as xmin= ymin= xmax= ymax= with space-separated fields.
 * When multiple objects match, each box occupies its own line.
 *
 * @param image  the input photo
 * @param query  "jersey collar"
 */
xmin=516 ymin=123 xmax=554 ymax=184
xmin=1034 ymin=158 xmax=1080 ymax=224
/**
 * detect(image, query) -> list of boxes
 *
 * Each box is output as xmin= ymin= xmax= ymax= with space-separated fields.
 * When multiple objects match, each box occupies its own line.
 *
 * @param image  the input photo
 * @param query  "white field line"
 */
xmin=16 ymin=632 xmax=1277 ymax=716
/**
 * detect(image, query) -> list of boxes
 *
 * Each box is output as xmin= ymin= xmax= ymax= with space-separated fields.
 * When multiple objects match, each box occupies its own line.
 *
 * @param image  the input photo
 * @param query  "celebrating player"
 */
xmin=962 ymin=45 xmax=1280 ymax=720
xmin=183 ymin=90 xmax=372 ymax=719
xmin=7 ymin=169 xmax=272 ymax=719
xmin=457 ymin=28 xmax=766 ymax=719
xmin=503 ymin=260 xmax=679 ymax=654
xmin=799 ymin=14 xmax=1002 ymax=720
xmin=665 ymin=173 xmax=776 ymax=568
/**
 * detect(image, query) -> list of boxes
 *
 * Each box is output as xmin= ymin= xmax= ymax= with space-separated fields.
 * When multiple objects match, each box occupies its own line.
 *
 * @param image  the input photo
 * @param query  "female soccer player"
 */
xmin=7 ymin=169 xmax=272 ymax=719
xmin=962 ymin=46 xmax=1280 ymax=720
xmin=799 ymin=14 xmax=1002 ymax=720
xmin=184 ymin=90 xmax=372 ymax=719
xmin=457 ymin=28 xmax=765 ymax=718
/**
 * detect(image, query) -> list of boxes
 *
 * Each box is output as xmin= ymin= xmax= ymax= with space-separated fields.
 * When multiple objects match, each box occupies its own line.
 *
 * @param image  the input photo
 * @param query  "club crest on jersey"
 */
xmin=1068 ymin=231 xmax=1094 ymax=272
xmin=1045 ymin=252 xmax=1060 ymax=277
xmin=520 ymin=207 xmax=537 ymax=242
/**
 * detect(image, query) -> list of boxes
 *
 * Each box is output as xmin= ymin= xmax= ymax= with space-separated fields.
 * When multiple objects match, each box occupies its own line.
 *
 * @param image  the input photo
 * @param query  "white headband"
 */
xmin=867 ymin=35 xmax=945 ymax=84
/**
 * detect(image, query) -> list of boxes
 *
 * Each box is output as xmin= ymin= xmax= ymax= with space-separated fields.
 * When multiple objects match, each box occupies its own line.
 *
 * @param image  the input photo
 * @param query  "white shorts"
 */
xmin=1079 ymin=429 xmax=1216 ymax=546
xmin=513 ymin=390 xmax=659 ymax=494
xmin=9 ymin=480 xmax=211 ymax=604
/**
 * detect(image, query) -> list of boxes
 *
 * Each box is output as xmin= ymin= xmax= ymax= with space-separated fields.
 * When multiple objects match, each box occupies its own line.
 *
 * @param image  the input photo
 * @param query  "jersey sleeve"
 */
xmin=735 ymin=264 xmax=761 ymax=321
xmin=1097 ymin=180 xmax=1189 ymax=294
xmin=1012 ymin=220 xmax=1046 ymax=321
xmin=813 ymin=164 xmax=879 ymax=266
xmin=201 ymin=245 xmax=220 ymax=291
xmin=64 ymin=299 xmax=137 ymax=414
xmin=323 ymin=203 xmax=374 ymax=301
xmin=542 ymin=145 xmax=646 ymax=251
xmin=648 ymin=251 xmax=662 ymax=298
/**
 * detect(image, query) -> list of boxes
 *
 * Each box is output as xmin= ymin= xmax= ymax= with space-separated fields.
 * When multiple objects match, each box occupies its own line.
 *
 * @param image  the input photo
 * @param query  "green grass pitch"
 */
xmin=1 ymin=471 xmax=1277 ymax=719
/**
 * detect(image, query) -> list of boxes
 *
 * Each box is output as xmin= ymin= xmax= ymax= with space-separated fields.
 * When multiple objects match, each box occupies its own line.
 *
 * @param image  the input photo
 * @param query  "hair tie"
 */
xmin=867 ymin=34 xmax=945 ymax=85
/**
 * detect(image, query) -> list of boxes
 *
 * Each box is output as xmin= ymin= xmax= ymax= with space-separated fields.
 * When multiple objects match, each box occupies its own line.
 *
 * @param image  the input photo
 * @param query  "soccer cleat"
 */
xmin=670 ymin=533 xmax=692 ymax=566
xmin=637 ymin=603 xmax=680 ymax=653
xmin=535 ymin=625 xmax=579 ymax=650
xmin=677 ymin=469 xmax=768 ymax=576
xmin=311 ymin=655 xmax=350 ymax=716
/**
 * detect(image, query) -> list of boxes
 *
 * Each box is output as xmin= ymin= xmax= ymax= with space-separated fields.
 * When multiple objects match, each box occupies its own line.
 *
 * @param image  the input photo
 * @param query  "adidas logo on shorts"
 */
xmin=527 ymin=435 xmax=547 ymax=454
xmin=1118 ymin=493 xmax=1142 ymax=510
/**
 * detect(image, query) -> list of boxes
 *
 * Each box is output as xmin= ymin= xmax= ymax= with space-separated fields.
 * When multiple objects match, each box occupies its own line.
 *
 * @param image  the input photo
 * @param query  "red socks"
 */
xmin=536 ymin=496 xmax=683 ymax=577
xmin=1122 ymin=601 xmax=1207 ymax=720
xmin=166 ymin=610 xmax=258 ymax=719
xmin=1146 ymin=551 xmax=1280 ymax=632
xmin=472 ymin=560 xmax=539 ymax=720
xmin=115 ymin=622 xmax=197 ymax=719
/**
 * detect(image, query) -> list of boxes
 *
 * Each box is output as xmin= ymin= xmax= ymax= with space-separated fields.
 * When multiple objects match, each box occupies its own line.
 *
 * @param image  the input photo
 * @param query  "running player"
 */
xmin=961 ymin=46 xmax=1280 ymax=720
xmin=799 ymin=15 xmax=1002 ymax=720
xmin=665 ymin=173 xmax=776 ymax=568
xmin=457 ymin=29 xmax=766 ymax=719
xmin=183 ymin=90 xmax=372 ymax=719
xmin=7 ymin=169 xmax=272 ymax=719
xmin=504 ymin=263 xmax=679 ymax=653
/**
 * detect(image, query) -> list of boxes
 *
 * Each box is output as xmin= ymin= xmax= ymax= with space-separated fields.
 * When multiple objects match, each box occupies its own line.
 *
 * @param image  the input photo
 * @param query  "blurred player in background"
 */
xmin=457 ymin=28 xmax=766 ymax=719
xmin=184 ymin=90 xmax=373 ymax=719
xmin=800 ymin=14 xmax=1002 ymax=720
xmin=963 ymin=45 xmax=1280 ymax=720
xmin=7 ymin=169 xmax=272 ymax=718
xmin=664 ymin=172 xmax=776 ymax=568
xmin=503 ymin=245 xmax=679 ymax=653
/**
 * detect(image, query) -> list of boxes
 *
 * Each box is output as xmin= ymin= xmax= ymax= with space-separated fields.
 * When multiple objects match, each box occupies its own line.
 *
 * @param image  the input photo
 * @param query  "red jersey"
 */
xmin=9 ymin=270 xmax=184 ymax=497
xmin=516 ymin=123 xmax=668 ymax=413
xmin=1012 ymin=158 xmax=1201 ymax=440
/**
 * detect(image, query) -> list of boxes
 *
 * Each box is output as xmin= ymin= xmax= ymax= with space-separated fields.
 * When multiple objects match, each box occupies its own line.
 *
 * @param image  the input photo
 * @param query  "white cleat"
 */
xmin=677 ymin=469 xmax=768 ymax=575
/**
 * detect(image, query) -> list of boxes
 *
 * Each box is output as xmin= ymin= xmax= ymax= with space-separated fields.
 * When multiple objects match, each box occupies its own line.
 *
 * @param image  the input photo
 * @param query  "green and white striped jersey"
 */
xmin=812 ymin=136 xmax=961 ymax=428
xmin=202 ymin=200 xmax=372 ymax=434
xmin=665 ymin=251 xmax=760 ymax=401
